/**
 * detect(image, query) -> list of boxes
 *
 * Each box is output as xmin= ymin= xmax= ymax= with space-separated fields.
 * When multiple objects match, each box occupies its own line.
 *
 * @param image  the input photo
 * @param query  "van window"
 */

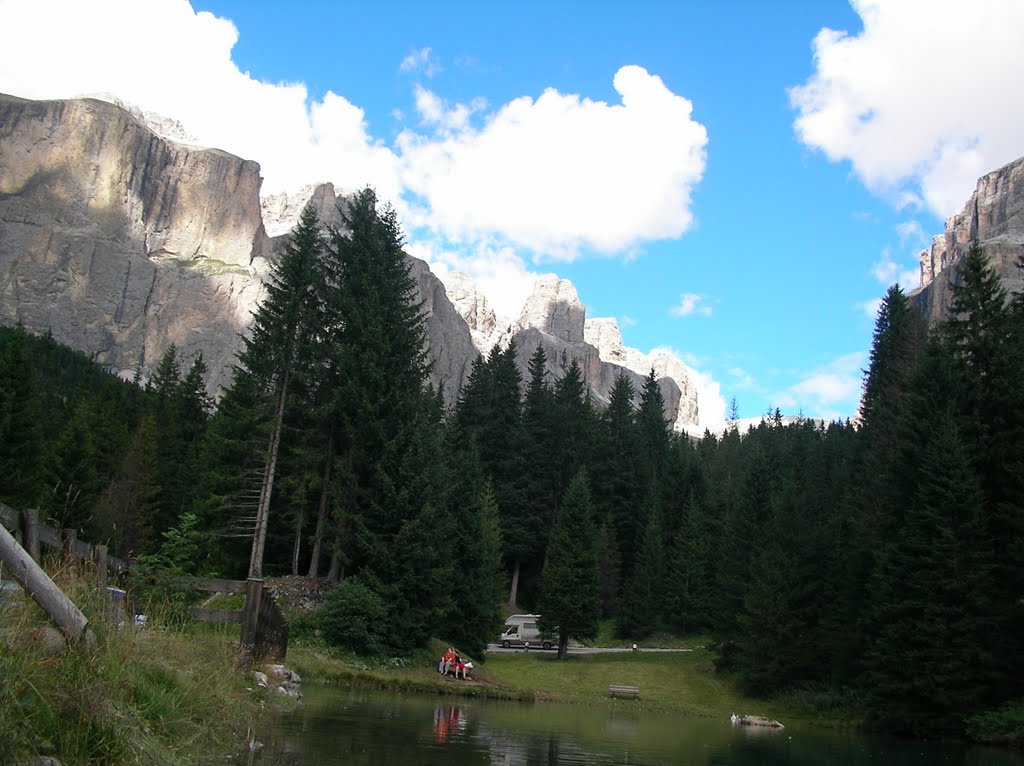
xmin=524 ymin=623 xmax=537 ymax=630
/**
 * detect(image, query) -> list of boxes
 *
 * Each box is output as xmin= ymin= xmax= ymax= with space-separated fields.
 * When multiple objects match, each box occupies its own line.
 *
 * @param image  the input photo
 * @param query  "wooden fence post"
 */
xmin=95 ymin=544 xmax=108 ymax=592
xmin=240 ymin=577 xmax=264 ymax=666
xmin=62 ymin=528 xmax=78 ymax=569
xmin=0 ymin=521 xmax=95 ymax=645
xmin=22 ymin=508 xmax=40 ymax=563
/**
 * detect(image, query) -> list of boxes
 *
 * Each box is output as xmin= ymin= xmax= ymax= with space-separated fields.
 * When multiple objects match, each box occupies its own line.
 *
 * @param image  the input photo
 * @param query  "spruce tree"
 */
xmin=0 ymin=323 xmax=46 ymax=508
xmin=508 ymin=344 xmax=558 ymax=607
xmin=538 ymin=469 xmax=601 ymax=658
xmin=591 ymin=373 xmax=642 ymax=582
xmin=618 ymin=503 xmax=668 ymax=639
xmin=938 ymin=243 xmax=1024 ymax=697
xmin=216 ymin=201 xmax=324 ymax=580
xmin=862 ymin=407 xmax=995 ymax=735
xmin=665 ymin=493 xmax=712 ymax=634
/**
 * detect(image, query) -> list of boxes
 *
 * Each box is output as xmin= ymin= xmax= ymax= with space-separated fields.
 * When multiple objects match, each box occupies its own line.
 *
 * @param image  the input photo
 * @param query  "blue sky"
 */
xmin=2 ymin=0 xmax=1023 ymax=425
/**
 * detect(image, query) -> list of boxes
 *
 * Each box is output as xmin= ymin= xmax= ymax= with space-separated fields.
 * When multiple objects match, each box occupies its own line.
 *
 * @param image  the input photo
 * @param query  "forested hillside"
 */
xmin=2 ymin=191 xmax=1021 ymax=740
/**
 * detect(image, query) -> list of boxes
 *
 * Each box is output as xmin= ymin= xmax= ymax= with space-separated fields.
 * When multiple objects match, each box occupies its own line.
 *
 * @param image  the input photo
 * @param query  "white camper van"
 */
xmin=498 ymin=614 xmax=555 ymax=649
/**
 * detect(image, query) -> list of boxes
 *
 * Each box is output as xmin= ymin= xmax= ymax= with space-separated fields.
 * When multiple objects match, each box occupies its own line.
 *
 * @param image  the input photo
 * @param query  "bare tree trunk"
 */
xmin=507 ymin=559 xmax=521 ymax=609
xmin=242 ymin=372 xmax=288 ymax=655
xmin=306 ymin=438 xmax=334 ymax=578
xmin=247 ymin=373 xmax=289 ymax=581
xmin=291 ymin=509 xmax=303 ymax=576
xmin=326 ymin=540 xmax=343 ymax=583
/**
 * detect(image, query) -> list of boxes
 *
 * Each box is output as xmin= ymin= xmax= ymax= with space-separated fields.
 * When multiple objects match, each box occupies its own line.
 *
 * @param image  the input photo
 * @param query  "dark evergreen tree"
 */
xmin=508 ymin=344 xmax=558 ymax=607
xmin=0 ymin=323 xmax=46 ymax=508
xmin=591 ymin=373 xmax=642 ymax=582
xmin=47 ymin=399 xmax=105 ymax=533
xmin=835 ymin=284 xmax=927 ymax=683
xmin=202 ymin=202 xmax=324 ymax=579
xmin=939 ymin=243 xmax=1024 ymax=698
xmin=316 ymin=188 xmax=451 ymax=648
xmin=862 ymin=408 xmax=995 ymax=735
xmin=665 ymin=492 xmax=712 ymax=634
xmin=93 ymin=414 xmax=160 ymax=557
xmin=618 ymin=504 xmax=668 ymax=639
xmin=538 ymin=470 xmax=601 ymax=658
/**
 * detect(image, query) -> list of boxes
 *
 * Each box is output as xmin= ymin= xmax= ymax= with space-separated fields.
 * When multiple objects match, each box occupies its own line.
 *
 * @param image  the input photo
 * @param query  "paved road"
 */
xmin=485 ymin=644 xmax=692 ymax=655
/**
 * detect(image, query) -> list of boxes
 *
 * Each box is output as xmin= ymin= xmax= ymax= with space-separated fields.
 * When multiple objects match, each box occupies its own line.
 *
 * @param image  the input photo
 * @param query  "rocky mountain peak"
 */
xmin=517 ymin=275 xmax=586 ymax=343
xmin=261 ymin=182 xmax=346 ymax=237
xmin=443 ymin=272 xmax=499 ymax=351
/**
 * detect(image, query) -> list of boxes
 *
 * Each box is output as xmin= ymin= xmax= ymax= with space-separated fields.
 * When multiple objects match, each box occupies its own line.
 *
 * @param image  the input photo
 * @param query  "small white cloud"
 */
xmin=400 ymin=47 xmax=442 ymax=77
xmin=895 ymin=220 xmax=925 ymax=246
xmin=670 ymin=293 xmax=713 ymax=317
xmin=728 ymin=367 xmax=756 ymax=388
xmin=871 ymin=248 xmax=919 ymax=290
xmin=776 ymin=351 xmax=866 ymax=420
xmin=791 ymin=0 xmax=1024 ymax=217
xmin=413 ymin=85 xmax=486 ymax=134
xmin=858 ymin=297 xmax=883 ymax=320
xmin=620 ymin=315 xmax=637 ymax=328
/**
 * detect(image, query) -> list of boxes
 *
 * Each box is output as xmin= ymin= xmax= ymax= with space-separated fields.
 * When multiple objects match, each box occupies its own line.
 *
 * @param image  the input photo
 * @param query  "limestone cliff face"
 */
xmin=443 ymin=272 xmax=499 ymax=353
xmin=913 ymin=156 xmax=1024 ymax=322
xmin=0 ymin=93 xmax=270 ymax=389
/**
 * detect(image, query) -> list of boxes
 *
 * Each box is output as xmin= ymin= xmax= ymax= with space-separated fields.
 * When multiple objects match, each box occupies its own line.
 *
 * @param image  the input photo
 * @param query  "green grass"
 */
xmin=0 ymin=572 xmax=268 ymax=765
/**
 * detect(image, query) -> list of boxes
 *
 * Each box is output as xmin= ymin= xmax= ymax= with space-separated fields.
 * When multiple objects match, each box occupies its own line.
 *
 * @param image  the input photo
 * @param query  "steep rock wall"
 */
xmin=913 ymin=156 xmax=1024 ymax=322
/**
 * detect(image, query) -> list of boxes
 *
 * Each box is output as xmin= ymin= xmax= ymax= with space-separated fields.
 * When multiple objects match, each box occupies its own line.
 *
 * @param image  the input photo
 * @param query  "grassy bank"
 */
xmin=287 ymin=637 xmax=791 ymax=724
xmin=0 ymin=579 xmax=269 ymax=765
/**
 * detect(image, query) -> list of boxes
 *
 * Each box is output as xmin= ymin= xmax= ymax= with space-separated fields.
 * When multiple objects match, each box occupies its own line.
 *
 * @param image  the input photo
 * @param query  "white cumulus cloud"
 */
xmin=791 ymin=0 xmax=1024 ymax=217
xmin=397 ymin=65 xmax=708 ymax=258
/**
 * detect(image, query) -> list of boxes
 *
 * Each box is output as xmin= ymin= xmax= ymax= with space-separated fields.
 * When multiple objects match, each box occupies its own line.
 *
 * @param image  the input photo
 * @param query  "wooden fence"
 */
xmin=0 ymin=502 xmax=289 ymax=661
xmin=188 ymin=577 xmax=290 ymax=662
xmin=0 ymin=502 xmax=126 ymax=590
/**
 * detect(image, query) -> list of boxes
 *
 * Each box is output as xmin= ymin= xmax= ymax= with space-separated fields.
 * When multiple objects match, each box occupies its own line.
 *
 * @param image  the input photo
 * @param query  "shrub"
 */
xmin=965 ymin=700 xmax=1024 ymax=747
xmin=319 ymin=578 xmax=393 ymax=656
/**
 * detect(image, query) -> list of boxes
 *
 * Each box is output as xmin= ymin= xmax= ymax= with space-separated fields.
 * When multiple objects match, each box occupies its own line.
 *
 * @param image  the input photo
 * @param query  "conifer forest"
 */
xmin=2 ymin=188 xmax=1022 ymax=738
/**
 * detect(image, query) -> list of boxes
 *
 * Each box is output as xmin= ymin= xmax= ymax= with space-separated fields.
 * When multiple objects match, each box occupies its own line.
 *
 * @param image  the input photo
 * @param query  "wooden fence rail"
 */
xmin=1 ymin=501 xmax=289 ymax=661
xmin=0 ymin=502 xmax=127 ymax=583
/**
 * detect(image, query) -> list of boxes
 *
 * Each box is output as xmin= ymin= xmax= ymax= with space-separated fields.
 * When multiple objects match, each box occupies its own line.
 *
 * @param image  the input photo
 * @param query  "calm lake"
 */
xmin=246 ymin=685 xmax=1024 ymax=766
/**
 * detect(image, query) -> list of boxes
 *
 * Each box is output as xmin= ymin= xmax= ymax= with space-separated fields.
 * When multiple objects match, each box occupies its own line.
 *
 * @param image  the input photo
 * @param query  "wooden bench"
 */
xmin=608 ymin=684 xmax=640 ymax=699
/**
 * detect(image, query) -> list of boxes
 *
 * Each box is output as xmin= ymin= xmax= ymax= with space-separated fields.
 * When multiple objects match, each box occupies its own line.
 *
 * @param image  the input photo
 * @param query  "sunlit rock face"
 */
xmin=0 ymin=93 xmax=270 ymax=391
xmin=913 ymin=156 xmax=1024 ymax=323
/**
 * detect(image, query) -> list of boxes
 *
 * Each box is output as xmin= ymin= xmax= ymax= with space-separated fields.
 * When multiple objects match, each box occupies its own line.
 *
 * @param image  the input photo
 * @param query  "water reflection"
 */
xmin=249 ymin=686 xmax=1024 ymax=766
xmin=432 ymin=704 xmax=466 ymax=744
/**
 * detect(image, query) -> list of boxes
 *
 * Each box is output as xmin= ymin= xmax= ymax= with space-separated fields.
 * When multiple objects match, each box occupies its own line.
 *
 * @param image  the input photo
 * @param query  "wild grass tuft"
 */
xmin=0 ymin=564 xmax=262 ymax=764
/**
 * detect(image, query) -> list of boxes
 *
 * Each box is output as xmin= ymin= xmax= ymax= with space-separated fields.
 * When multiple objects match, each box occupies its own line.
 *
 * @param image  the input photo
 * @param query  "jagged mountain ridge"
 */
xmin=0 ymin=92 xmax=699 ymax=427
